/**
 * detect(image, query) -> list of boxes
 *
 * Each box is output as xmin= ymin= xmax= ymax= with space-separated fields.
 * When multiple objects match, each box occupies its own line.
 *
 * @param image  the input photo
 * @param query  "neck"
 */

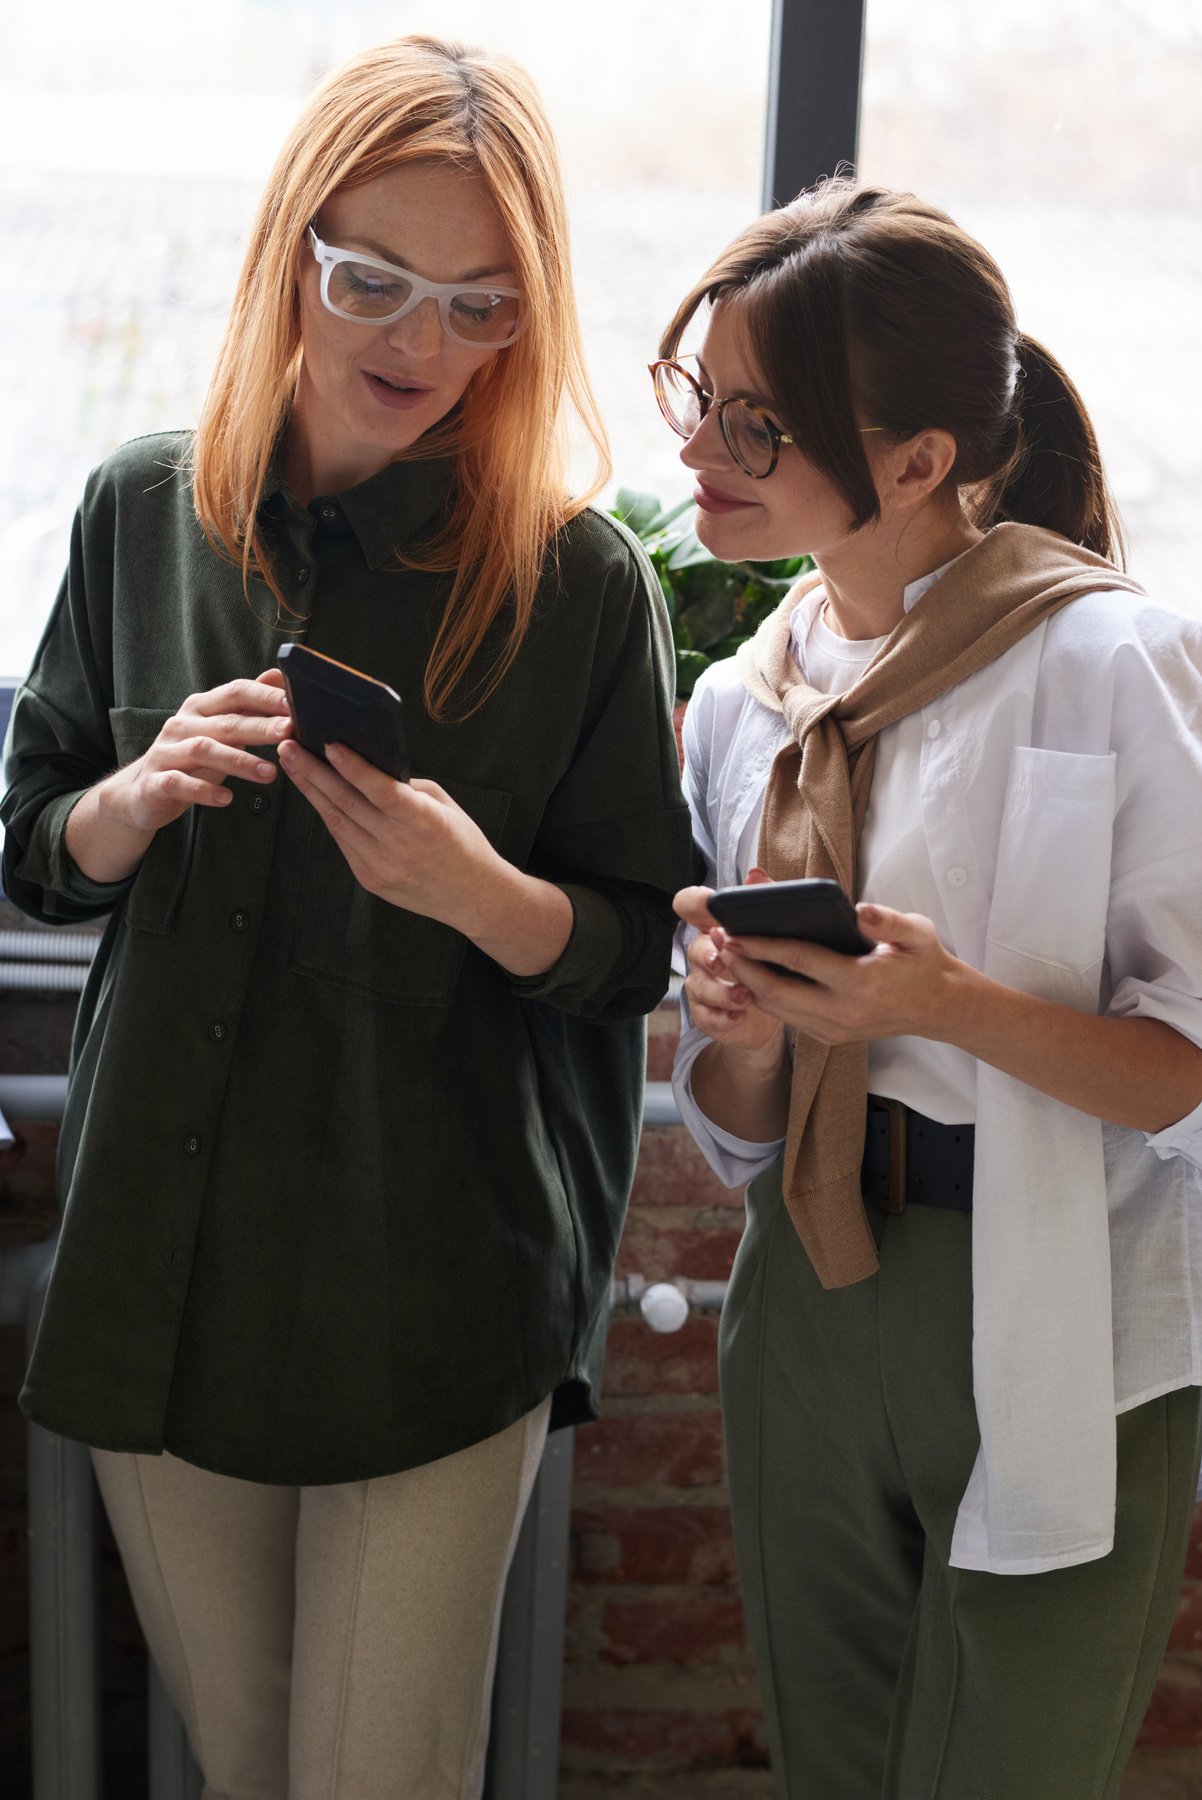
xmin=817 ymin=502 xmax=984 ymax=640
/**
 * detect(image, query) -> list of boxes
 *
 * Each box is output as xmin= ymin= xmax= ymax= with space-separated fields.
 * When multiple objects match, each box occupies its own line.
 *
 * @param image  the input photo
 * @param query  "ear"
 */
xmin=881 ymin=429 xmax=958 ymax=509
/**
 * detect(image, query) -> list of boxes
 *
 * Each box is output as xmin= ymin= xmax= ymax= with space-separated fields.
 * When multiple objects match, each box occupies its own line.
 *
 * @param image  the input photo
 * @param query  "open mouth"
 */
xmin=367 ymin=372 xmax=432 ymax=395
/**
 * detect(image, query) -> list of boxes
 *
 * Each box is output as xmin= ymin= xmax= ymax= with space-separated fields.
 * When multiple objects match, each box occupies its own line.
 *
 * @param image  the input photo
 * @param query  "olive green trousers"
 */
xmin=720 ymin=1162 xmax=1202 ymax=1800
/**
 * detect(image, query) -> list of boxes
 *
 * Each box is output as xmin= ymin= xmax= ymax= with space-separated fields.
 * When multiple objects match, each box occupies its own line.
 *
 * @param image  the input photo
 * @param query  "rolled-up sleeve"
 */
xmin=509 ymin=519 xmax=694 ymax=1021
xmin=1100 ymin=611 xmax=1202 ymax=1163
xmin=668 ymin=667 xmax=784 ymax=1184
xmin=2 ymin=481 xmax=132 ymax=922
xmin=672 ymin=991 xmax=785 ymax=1186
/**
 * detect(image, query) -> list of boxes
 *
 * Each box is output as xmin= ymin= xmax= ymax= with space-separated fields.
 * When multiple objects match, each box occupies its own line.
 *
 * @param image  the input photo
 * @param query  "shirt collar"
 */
xmin=902 ymin=541 xmax=979 ymax=613
xmin=789 ymin=542 xmax=980 ymax=661
xmin=335 ymin=455 xmax=457 ymax=569
xmin=262 ymin=452 xmax=457 ymax=571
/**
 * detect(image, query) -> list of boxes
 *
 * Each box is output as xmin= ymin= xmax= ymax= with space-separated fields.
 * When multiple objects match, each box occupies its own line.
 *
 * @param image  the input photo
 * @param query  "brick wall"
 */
xmin=4 ymin=972 xmax=1202 ymax=1797
xmin=561 ymin=999 xmax=767 ymax=1796
xmin=559 ymin=996 xmax=1202 ymax=1800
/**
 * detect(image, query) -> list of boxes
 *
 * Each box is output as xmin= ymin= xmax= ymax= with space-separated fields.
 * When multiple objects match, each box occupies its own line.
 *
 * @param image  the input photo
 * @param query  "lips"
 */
xmin=369 ymin=370 xmax=433 ymax=393
xmin=363 ymin=370 xmax=436 ymax=410
xmin=693 ymin=479 xmax=757 ymax=513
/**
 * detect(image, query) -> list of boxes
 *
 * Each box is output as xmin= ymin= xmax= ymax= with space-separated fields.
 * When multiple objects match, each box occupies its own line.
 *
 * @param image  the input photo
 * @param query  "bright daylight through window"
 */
xmin=0 ymin=0 xmax=1198 ymax=679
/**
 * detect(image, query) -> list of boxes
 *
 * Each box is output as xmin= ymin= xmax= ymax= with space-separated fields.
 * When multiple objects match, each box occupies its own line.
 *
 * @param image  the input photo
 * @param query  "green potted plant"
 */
xmin=612 ymin=488 xmax=812 ymax=712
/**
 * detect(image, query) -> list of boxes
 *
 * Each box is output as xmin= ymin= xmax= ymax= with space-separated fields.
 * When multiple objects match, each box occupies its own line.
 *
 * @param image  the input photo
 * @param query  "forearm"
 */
xmin=64 ymin=775 xmax=155 ymax=885
xmin=462 ymin=861 xmax=575 ymax=979
xmin=691 ymin=1033 xmax=792 ymax=1142
xmin=941 ymin=963 xmax=1202 ymax=1133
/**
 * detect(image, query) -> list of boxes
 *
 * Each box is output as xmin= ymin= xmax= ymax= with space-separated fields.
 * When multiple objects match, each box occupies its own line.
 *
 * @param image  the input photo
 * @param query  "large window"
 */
xmin=858 ymin=0 xmax=1201 ymax=615
xmin=0 ymin=0 xmax=773 ymax=676
xmin=4 ymin=0 xmax=1195 ymax=680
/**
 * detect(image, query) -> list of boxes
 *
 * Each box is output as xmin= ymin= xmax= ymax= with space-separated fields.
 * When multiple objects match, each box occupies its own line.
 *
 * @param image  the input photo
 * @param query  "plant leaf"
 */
xmin=644 ymin=495 xmax=696 ymax=533
xmin=675 ymin=648 xmax=712 ymax=697
xmin=667 ymin=529 xmax=719 ymax=572
xmin=611 ymin=489 xmax=663 ymax=538
xmin=676 ymin=562 xmax=742 ymax=649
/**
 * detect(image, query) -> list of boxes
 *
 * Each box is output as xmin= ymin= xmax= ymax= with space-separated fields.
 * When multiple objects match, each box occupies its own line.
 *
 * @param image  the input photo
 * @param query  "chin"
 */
xmin=695 ymin=511 xmax=789 ymax=564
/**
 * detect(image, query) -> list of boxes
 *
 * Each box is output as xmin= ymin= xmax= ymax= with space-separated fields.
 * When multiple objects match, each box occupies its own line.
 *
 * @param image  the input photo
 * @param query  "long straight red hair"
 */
xmin=193 ymin=35 xmax=609 ymax=718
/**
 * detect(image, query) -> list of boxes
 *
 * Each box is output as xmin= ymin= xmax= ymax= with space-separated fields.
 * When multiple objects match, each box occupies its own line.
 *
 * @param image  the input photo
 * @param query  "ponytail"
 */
xmin=983 ymin=333 xmax=1125 ymax=566
xmin=666 ymin=185 xmax=1127 ymax=569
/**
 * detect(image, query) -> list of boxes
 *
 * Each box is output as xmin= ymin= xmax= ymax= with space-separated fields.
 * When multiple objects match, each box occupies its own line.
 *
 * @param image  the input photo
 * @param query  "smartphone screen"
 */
xmin=707 ymin=878 xmax=873 ymax=964
xmin=277 ymin=643 xmax=410 ymax=782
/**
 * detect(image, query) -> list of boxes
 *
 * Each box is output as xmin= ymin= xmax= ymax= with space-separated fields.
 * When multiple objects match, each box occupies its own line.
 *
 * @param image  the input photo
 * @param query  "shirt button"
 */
xmin=946 ymin=866 xmax=968 ymax=888
xmin=295 ymin=567 xmax=310 ymax=585
xmin=230 ymin=909 xmax=250 ymax=932
xmin=248 ymin=792 xmax=271 ymax=815
xmin=183 ymin=1132 xmax=203 ymax=1157
xmin=209 ymin=1021 xmax=228 ymax=1043
xmin=927 ymin=719 xmax=943 ymax=739
xmin=319 ymin=504 xmax=337 ymax=521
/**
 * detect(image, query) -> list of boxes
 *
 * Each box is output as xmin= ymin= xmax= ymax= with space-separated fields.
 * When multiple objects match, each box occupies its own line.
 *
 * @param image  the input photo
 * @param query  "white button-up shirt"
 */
xmin=673 ymin=568 xmax=1202 ymax=1574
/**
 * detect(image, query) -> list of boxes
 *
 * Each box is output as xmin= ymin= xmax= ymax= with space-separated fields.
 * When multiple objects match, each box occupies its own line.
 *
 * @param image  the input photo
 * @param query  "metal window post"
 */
xmin=763 ymin=0 xmax=868 ymax=209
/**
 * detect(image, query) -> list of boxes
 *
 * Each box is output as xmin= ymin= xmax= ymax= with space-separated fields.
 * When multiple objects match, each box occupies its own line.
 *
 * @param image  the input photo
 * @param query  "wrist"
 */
xmin=719 ymin=1029 xmax=788 ymax=1078
xmin=925 ymin=955 xmax=991 ymax=1048
xmin=454 ymin=846 xmax=523 ymax=943
xmin=460 ymin=857 xmax=574 ymax=978
xmin=67 ymin=770 xmax=155 ymax=882
xmin=93 ymin=764 xmax=147 ymax=831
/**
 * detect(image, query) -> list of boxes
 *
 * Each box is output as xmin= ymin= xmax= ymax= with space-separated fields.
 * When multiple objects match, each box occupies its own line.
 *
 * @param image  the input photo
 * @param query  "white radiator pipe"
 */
xmin=610 ymin=1273 xmax=729 ymax=1332
xmin=0 ymin=931 xmax=98 ymax=963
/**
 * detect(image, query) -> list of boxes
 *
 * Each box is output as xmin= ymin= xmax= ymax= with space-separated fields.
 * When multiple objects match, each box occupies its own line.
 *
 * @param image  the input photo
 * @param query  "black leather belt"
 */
xmin=861 ymin=1096 xmax=974 ymax=1214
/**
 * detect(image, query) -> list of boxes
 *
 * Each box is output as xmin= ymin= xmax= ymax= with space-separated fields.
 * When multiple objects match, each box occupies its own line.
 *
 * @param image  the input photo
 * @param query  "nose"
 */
xmin=679 ymin=404 xmax=733 ymax=474
xmin=383 ymin=295 xmax=443 ymax=360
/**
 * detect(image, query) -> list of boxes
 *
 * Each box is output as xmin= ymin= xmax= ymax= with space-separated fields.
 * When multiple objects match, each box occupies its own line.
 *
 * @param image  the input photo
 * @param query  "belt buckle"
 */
xmin=880 ymin=1098 xmax=907 ymax=1214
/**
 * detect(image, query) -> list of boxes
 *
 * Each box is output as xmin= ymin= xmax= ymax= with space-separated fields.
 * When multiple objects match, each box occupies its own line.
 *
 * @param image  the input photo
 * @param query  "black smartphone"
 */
xmin=707 ymin=878 xmax=873 ymax=972
xmin=276 ymin=643 xmax=410 ymax=781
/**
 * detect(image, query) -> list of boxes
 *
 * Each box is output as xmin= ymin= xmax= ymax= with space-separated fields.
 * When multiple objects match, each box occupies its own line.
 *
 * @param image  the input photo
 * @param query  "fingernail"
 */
xmin=858 ymin=904 xmax=879 ymax=922
xmin=274 ymin=716 xmax=290 ymax=735
xmin=255 ymin=761 xmax=274 ymax=780
xmin=326 ymin=743 xmax=345 ymax=765
xmin=279 ymin=741 xmax=296 ymax=766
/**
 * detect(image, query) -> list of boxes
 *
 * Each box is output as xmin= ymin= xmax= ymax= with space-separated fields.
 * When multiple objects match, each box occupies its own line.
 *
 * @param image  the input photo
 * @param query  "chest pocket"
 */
xmin=288 ymin=778 xmax=512 ymax=1006
xmin=985 ymin=747 xmax=1116 ymax=985
xmin=107 ymin=706 xmax=196 ymax=935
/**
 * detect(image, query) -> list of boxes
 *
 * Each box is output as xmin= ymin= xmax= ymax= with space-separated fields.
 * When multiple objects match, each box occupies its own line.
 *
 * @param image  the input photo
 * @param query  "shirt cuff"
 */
xmin=6 ymin=790 xmax=133 ymax=916
xmin=671 ymin=1012 xmax=785 ymax=1188
xmin=1109 ymin=979 xmax=1202 ymax=1167
xmin=1147 ymin=1093 xmax=1202 ymax=1167
xmin=507 ymin=883 xmax=624 ymax=1008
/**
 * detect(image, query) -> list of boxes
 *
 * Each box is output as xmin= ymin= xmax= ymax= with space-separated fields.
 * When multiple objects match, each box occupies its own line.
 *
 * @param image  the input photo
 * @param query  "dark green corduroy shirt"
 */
xmin=2 ymin=432 xmax=693 ymax=1483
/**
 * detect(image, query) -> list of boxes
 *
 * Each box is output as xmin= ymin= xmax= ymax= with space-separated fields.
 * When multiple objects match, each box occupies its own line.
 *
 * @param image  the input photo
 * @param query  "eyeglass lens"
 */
xmin=655 ymin=364 xmax=776 ymax=476
xmin=326 ymin=258 xmax=521 ymax=346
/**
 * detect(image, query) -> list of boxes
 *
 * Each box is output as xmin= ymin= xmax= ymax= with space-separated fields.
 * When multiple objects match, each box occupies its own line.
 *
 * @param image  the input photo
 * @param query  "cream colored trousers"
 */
xmin=91 ymin=1398 xmax=551 ymax=1800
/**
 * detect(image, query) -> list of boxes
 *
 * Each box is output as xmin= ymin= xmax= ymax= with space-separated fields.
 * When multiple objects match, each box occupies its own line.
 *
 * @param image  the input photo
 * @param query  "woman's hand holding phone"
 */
xmin=675 ymin=872 xmax=788 ymax=1058
xmin=278 ymin=736 xmax=495 ymax=921
xmin=115 ymin=670 xmax=291 ymax=831
xmin=706 ymin=887 xmax=961 ymax=1048
xmin=277 ymin=736 xmax=574 ymax=977
xmin=65 ymin=670 xmax=292 ymax=884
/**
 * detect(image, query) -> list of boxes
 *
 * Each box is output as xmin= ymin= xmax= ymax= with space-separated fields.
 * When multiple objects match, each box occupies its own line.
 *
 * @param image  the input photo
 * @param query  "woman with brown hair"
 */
xmin=661 ymin=181 xmax=1202 ymax=1798
xmin=2 ymin=35 xmax=690 ymax=1798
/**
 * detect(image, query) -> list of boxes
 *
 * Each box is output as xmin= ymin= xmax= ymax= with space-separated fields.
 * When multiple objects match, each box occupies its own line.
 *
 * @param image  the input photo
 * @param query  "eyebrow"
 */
xmin=695 ymin=355 xmax=781 ymax=416
xmin=348 ymin=234 xmax=517 ymax=283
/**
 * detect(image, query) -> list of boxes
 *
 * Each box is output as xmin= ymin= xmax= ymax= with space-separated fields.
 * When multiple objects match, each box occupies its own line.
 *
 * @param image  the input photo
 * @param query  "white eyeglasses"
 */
xmin=307 ymin=227 xmax=524 ymax=348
